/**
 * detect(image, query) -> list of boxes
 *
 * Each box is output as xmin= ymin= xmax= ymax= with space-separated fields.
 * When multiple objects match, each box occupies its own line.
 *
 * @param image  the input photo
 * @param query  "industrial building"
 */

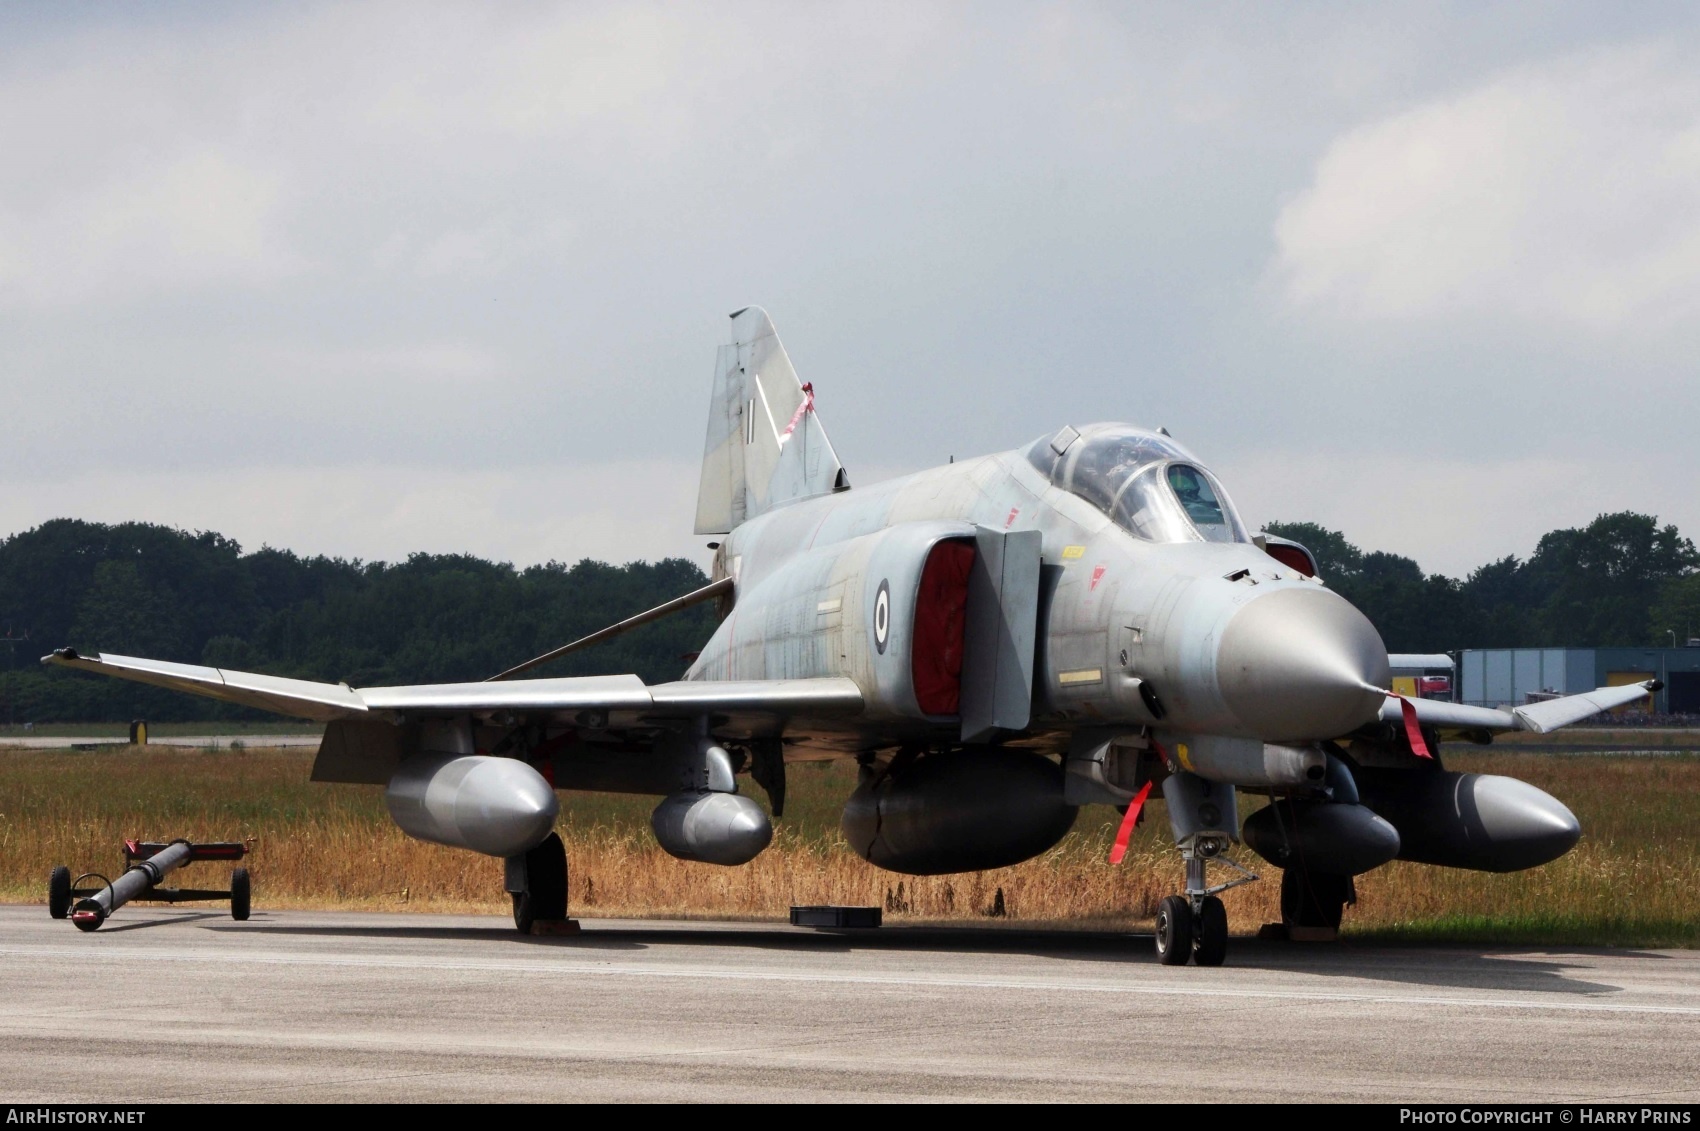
xmin=1458 ymin=647 xmax=1700 ymax=715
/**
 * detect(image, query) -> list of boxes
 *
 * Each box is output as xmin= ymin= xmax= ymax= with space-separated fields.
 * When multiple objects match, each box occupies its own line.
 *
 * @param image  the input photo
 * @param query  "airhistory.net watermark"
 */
xmin=5 ymin=1112 xmax=146 ymax=1125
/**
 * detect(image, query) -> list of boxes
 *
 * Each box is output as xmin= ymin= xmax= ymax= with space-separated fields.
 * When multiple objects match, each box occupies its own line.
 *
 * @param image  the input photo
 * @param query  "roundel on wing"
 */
xmin=874 ymin=580 xmax=890 ymax=654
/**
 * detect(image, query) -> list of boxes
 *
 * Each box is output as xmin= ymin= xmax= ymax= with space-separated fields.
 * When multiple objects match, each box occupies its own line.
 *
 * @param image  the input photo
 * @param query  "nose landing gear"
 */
xmin=1157 ymin=772 xmax=1258 ymax=966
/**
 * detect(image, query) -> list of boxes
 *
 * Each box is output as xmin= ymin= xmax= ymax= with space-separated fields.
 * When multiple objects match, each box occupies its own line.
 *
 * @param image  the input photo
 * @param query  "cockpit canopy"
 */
xmin=1023 ymin=423 xmax=1250 ymax=545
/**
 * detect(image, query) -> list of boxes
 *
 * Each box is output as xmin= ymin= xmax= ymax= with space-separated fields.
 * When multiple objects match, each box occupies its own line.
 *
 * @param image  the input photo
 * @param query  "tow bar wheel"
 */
xmin=231 ymin=867 xmax=251 ymax=921
xmin=49 ymin=866 xmax=71 ymax=920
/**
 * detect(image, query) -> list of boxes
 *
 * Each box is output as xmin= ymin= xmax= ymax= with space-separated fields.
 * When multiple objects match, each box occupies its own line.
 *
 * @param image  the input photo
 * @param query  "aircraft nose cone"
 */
xmin=1217 ymin=586 xmax=1389 ymax=740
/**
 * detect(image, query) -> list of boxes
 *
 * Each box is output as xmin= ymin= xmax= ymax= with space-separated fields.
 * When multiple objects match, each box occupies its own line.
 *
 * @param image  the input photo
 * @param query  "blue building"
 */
xmin=1459 ymin=647 xmax=1700 ymax=714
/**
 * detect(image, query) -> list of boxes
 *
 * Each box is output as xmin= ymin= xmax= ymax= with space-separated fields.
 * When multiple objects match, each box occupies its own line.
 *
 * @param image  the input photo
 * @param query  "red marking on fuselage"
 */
xmin=806 ymin=509 xmax=832 ymax=550
xmin=1005 ymin=507 xmax=1019 ymax=528
xmin=1089 ymin=565 xmax=1107 ymax=591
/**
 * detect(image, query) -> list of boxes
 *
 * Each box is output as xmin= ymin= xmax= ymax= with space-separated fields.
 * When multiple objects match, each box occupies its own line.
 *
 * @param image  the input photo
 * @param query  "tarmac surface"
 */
xmin=1 ymin=903 xmax=1697 ymax=1103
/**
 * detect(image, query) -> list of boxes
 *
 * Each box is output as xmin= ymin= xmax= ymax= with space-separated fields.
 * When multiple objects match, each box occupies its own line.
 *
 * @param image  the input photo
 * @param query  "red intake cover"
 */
xmin=912 ymin=540 xmax=975 ymax=716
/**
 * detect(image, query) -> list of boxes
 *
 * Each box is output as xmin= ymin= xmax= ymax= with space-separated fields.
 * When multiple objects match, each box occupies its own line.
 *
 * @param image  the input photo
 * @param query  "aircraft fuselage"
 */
xmin=687 ymin=432 xmax=1389 ymax=762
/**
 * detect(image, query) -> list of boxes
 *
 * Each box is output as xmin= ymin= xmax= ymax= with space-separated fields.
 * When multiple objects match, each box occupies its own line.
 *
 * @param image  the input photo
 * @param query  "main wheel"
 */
xmin=1155 ymin=894 xmax=1194 ymax=965
xmin=49 ymin=866 xmax=71 ymax=920
xmin=230 ymin=867 xmax=251 ymax=921
xmin=1194 ymin=895 xmax=1228 ymax=966
xmin=1281 ymin=868 xmax=1350 ymax=930
xmin=512 ymin=832 xmax=567 ymax=934
xmin=511 ymin=891 xmax=535 ymax=934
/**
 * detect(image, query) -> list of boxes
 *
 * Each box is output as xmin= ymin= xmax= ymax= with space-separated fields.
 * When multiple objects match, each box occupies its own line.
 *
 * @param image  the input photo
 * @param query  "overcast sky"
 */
xmin=3 ymin=2 xmax=1698 ymax=578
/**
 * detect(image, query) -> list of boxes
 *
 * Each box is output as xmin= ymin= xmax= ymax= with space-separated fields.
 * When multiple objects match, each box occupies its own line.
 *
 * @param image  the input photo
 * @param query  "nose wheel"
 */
xmin=1155 ymin=859 xmax=1243 ymax=966
xmin=1194 ymin=893 xmax=1229 ymax=966
xmin=1154 ymin=895 xmax=1192 ymax=964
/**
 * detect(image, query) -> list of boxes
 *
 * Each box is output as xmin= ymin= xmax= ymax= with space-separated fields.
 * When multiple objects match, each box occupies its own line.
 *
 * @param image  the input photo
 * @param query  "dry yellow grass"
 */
xmin=1 ymin=745 xmax=1695 ymax=944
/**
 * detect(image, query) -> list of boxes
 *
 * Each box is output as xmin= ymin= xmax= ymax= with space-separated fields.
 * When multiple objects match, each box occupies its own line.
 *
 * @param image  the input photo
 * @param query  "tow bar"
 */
xmin=49 ymin=840 xmax=251 ymax=931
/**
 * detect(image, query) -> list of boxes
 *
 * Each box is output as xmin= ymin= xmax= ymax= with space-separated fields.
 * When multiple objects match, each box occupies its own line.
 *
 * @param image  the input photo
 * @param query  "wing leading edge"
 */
xmin=42 ymin=649 xmax=863 ymax=724
xmin=1381 ymin=679 xmax=1663 ymax=736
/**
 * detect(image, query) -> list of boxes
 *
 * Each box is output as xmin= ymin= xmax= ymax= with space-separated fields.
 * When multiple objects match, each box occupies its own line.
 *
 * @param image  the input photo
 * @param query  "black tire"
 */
xmin=1194 ymin=895 xmax=1228 ymax=966
xmin=230 ymin=867 xmax=251 ymax=921
xmin=512 ymin=832 xmax=567 ymax=933
xmin=49 ymin=866 xmax=71 ymax=920
xmin=1155 ymin=894 xmax=1194 ymax=965
xmin=1281 ymin=868 xmax=1349 ymax=929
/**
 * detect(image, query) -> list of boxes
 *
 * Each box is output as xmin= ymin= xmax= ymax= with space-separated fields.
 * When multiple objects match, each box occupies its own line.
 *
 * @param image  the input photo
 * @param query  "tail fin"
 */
xmin=693 ymin=307 xmax=849 ymax=534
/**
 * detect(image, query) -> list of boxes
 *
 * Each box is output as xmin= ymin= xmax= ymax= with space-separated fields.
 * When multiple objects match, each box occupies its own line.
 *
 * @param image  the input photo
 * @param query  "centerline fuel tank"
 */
xmin=841 ymin=747 xmax=1078 ymax=875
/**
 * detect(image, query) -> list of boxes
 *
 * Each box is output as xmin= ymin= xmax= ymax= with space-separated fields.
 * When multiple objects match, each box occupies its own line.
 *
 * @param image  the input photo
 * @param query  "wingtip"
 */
xmin=42 ymin=647 xmax=82 ymax=667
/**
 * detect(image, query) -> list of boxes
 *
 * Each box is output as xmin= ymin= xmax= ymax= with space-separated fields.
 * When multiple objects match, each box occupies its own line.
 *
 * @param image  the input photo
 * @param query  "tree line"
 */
xmin=0 ymin=512 xmax=1696 ymax=723
xmin=0 ymin=519 xmax=716 ymax=723
xmin=1265 ymin=512 xmax=1700 ymax=654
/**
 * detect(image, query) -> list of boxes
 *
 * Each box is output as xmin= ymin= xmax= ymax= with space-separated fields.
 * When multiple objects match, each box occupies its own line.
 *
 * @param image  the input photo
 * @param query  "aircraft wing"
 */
xmin=42 ymin=648 xmax=864 ymax=725
xmin=45 ymin=649 xmax=369 ymax=722
xmin=1379 ymin=679 xmax=1662 ymax=736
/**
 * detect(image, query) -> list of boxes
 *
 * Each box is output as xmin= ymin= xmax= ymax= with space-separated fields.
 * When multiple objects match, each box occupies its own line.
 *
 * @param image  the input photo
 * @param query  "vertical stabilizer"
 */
xmin=694 ymin=307 xmax=848 ymax=534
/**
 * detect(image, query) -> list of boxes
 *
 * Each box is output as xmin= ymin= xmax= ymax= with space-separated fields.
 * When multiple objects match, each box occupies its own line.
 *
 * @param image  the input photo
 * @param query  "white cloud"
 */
xmin=5 ymin=4 xmax=1700 ymax=575
xmin=0 ymin=150 xmax=302 ymax=306
xmin=1272 ymin=46 xmax=1700 ymax=332
xmin=1219 ymin=447 xmax=1688 ymax=579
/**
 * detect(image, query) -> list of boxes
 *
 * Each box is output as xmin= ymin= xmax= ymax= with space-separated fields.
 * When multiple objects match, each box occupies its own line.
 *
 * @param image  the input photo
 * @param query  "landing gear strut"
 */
xmin=1157 ymin=772 xmax=1257 ymax=966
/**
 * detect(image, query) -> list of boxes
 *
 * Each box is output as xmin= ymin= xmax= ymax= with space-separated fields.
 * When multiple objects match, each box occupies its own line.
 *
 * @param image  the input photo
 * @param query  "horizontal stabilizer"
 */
xmin=1381 ymin=679 xmax=1662 ymax=736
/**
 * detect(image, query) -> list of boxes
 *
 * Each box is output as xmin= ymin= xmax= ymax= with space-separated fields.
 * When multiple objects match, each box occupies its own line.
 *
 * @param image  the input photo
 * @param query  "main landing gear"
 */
xmin=1279 ymin=867 xmax=1353 ymax=939
xmin=506 ymin=832 xmax=573 ymax=935
xmin=1157 ymin=772 xmax=1257 ymax=967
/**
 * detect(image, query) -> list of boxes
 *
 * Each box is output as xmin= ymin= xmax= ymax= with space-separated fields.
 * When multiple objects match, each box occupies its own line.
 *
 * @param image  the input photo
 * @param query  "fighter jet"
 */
xmin=46 ymin=307 xmax=1659 ymax=964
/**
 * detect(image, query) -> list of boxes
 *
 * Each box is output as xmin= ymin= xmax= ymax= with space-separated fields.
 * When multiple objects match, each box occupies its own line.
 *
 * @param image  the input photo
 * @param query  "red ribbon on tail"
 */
xmin=1108 ymin=780 xmax=1155 ymax=865
xmin=1395 ymin=694 xmax=1434 ymax=760
xmin=778 ymin=382 xmax=814 ymax=447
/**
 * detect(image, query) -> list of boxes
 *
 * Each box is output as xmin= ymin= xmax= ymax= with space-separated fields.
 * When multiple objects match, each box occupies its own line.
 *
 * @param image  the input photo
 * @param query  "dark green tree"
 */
xmin=1649 ymin=575 xmax=1700 ymax=646
xmin=0 ymin=520 xmax=714 ymax=722
xmin=1521 ymin=513 xmax=1698 ymax=645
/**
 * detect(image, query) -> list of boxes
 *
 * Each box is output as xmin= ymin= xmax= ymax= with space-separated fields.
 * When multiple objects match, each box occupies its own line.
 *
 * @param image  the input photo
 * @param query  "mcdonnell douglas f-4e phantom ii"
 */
xmin=48 ymin=307 xmax=1659 ymax=964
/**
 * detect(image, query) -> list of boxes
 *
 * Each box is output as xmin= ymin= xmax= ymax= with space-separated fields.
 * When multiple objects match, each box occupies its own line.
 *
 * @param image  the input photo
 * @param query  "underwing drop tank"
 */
xmin=651 ymin=791 xmax=773 ymax=865
xmin=385 ymin=752 xmax=559 ymax=858
xmin=841 ymin=747 xmax=1078 ymax=875
xmin=1241 ymin=801 xmax=1402 ymax=876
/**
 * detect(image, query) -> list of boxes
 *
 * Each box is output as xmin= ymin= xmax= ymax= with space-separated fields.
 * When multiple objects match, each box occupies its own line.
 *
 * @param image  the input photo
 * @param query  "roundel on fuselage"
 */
xmin=874 ymin=580 xmax=891 ymax=654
